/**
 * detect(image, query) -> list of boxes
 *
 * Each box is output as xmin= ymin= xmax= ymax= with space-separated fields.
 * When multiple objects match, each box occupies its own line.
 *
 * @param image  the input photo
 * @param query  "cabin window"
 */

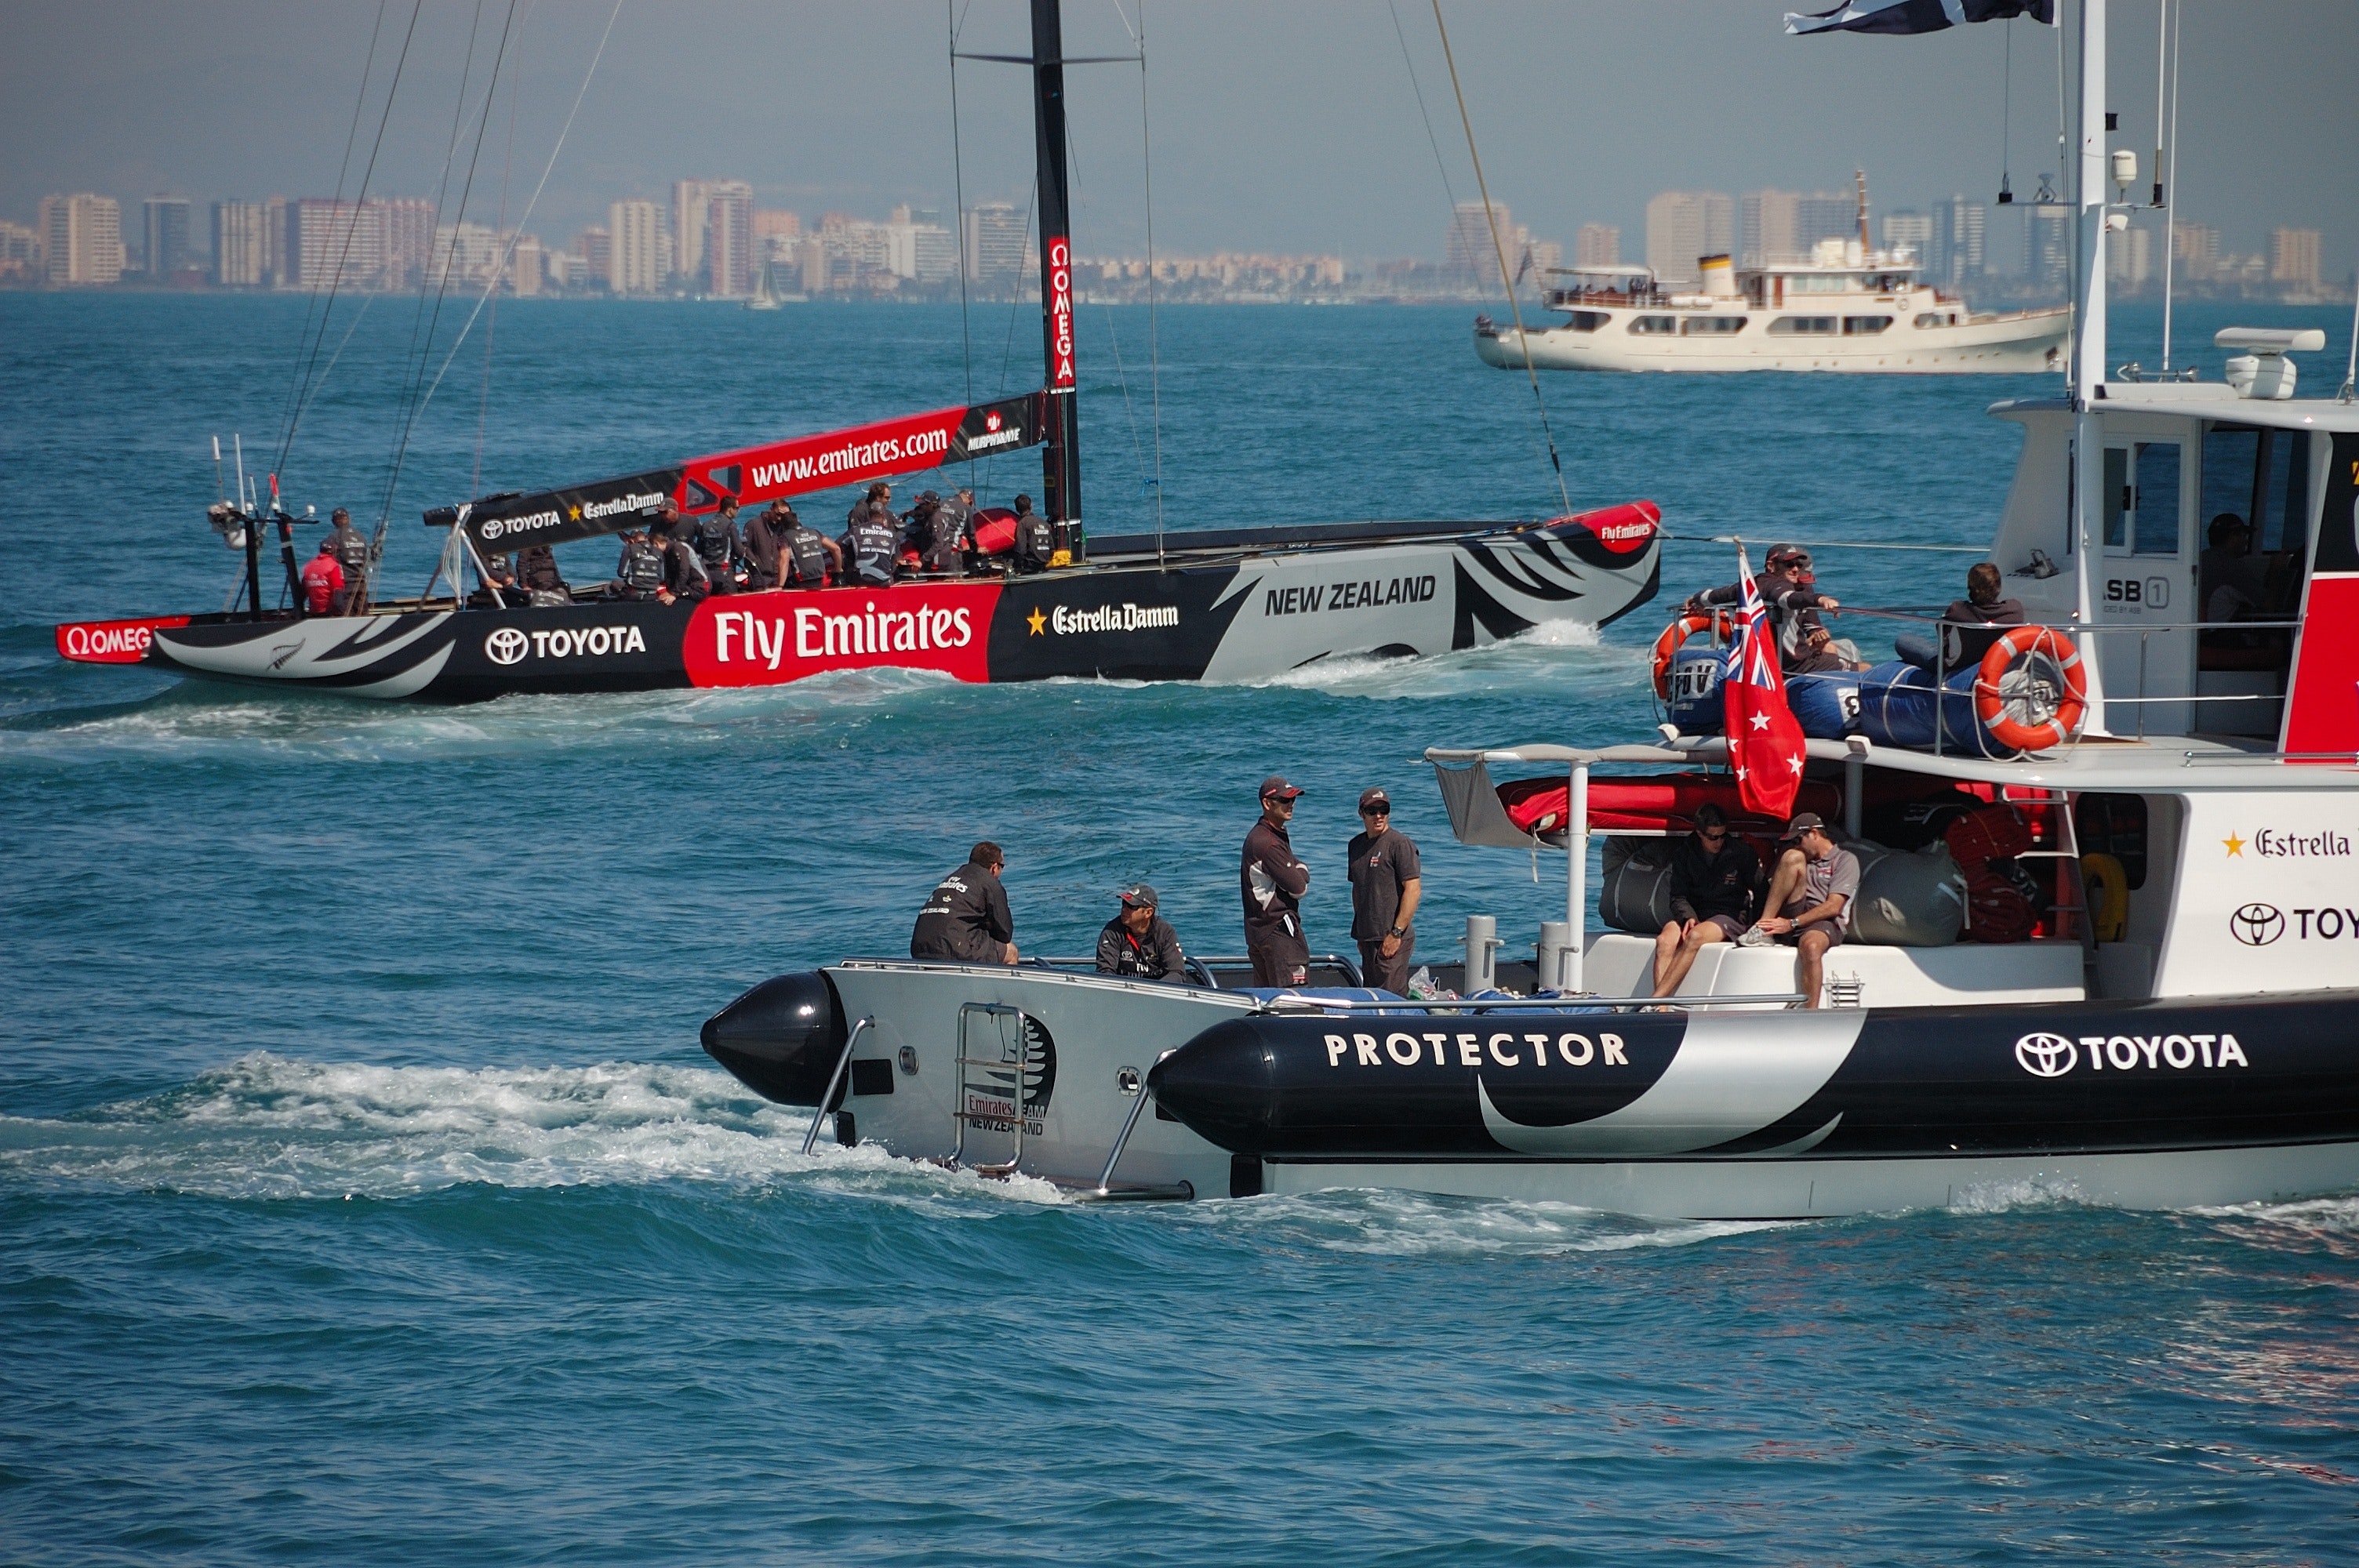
xmin=1787 ymin=274 xmax=1856 ymax=294
xmin=1841 ymin=316 xmax=1892 ymax=336
xmin=2203 ymin=426 xmax=2312 ymax=555
xmin=2101 ymin=442 xmax=2183 ymax=554
xmin=1914 ymin=311 xmax=1957 ymax=328
xmin=1681 ymin=316 xmax=1747 ymax=336
xmin=1767 ymin=316 xmax=1837 ymax=336
xmin=1628 ymin=315 xmax=1678 ymax=335
xmin=2074 ymin=793 xmax=2148 ymax=889
xmin=1565 ymin=310 xmax=1609 ymax=332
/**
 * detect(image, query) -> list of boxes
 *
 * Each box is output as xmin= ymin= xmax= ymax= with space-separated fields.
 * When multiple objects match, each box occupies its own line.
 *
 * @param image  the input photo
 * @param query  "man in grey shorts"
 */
xmin=1740 ymin=811 xmax=1859 ymax=1009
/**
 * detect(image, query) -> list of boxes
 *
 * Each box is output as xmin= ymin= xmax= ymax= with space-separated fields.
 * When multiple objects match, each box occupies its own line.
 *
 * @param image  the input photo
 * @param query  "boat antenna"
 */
xmin=1429 ymin=0 xmax=1572 ymax=519
xmin=2158 ymin=0 xmax=2181 ymax=372
xmin=1855 ymin=168 xmax=1870 ymax=253
xmin=2341 ymin=292 xmax=2359 ymax=403
xmin=1996 ymin=17 xmax=2014 ymax=204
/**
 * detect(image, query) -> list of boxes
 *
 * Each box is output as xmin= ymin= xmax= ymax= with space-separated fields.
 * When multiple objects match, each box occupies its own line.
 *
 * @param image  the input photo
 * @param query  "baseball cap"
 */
xmin=1259 ymin=775 xmax=1304 ymax=800
xmin=1118 ymin=883 xmax=1158 ymax=909
xmin=1766 ymin=543 xmax=1813 ymax=569
xmin=1358 ymin=787 xmax=1391 ymax=811
xmin=1785 ymin=811 xmax=1826 ymax=837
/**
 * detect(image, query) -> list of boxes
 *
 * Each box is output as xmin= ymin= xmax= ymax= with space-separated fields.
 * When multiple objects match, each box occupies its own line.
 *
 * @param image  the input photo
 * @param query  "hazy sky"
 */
xmin=5 ymin=1 xmax=2351 ymax=273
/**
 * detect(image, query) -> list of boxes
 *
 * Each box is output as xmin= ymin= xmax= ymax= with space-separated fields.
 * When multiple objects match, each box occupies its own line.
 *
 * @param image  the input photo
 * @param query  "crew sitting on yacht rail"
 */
xmin=911 ymin=842 xmax=1020 ymax=965
xmin=1648 ymin=803 xmax=1763 ymax=1000
xmin=1683 ymin=543 xmax=1841 ymax=673
xmin=1738 ymin=813 xmax=1858 ymax=1010
xmin=1896 ymin=561 xmax=2023 ymax=671
xmin=1095 ymin=884 xmax=1187 ymax=980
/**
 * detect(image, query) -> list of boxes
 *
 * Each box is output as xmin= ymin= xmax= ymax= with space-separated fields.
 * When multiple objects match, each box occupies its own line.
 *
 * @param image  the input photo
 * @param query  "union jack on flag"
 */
xmin=1721 ymin=545 xmax=1808 ymax=819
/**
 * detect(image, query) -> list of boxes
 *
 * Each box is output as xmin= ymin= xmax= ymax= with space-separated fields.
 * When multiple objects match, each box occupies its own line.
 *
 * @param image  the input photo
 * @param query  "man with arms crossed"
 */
xmin=1648 ymin=802 xmax=1761 ymax=999
xmin=1347 ymin=787 xmax=1422 ymax=994
xmin=1241 ymin=775 xmax=1312 ymax=988
xmin=1740 ymin=812 xmax=1858 ymax=1009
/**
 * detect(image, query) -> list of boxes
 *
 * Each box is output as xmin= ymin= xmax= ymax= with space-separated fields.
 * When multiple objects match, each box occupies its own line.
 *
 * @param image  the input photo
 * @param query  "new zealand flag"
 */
xmin=1786 ymin=0 xmax=2053 ymax=36
xmin=1722 ymin=546 xmax=1808 ymax=821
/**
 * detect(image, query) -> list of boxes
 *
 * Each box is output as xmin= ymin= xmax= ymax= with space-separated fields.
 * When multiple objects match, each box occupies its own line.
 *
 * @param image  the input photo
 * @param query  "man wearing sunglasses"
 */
xmin=1347 ymin=788 xmax=1423 ymax=995
xmin=1648 ymin=803 xmax=1763 ymax=1000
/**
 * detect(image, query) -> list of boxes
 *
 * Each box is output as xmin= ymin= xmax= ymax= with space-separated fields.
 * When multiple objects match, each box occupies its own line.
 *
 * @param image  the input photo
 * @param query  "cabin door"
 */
xmin=2095 ymin=437 xmax=2197 ymax=735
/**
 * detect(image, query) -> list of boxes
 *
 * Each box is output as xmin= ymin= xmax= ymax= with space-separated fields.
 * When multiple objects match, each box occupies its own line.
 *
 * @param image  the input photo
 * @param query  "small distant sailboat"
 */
xmin=745 ymin=260 xmax=782 ymax=311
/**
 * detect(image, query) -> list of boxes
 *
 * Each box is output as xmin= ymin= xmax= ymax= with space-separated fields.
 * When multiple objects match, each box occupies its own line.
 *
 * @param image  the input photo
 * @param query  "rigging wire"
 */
xmin=1063 ymin=129 xmax=1153 ymax=524
xmin=2056 ymin=9 xmax=2071 ymax=395
xmin=393 ymin=0 xmax=624 ymax=516
xmin=949 ymin=1 xmax=974 ymax=426
xmin=1388 ymin=0 xmax=1463 ymax=237
xmin=275 ymin=0 xmax=424 ymax=481
xmin=374 ymin=0 xmax=523 ymax=560
xmin=1996 ymin=18 xmax=2013 ymax=204
xmin=1108 ymin=0 xmax=1165 ymax=561
xmin=477 ymin=0 xmax=538 ymax=497
xmin=1428 ymin=0 xmax=1572 ymax=519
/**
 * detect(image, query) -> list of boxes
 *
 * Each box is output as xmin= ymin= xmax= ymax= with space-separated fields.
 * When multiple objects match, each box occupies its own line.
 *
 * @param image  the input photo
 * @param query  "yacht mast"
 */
xmin=2068 ymin=0 xmax=2110 ymax=722
xmin=1030 ymin=0 xmax=1081 ymax=539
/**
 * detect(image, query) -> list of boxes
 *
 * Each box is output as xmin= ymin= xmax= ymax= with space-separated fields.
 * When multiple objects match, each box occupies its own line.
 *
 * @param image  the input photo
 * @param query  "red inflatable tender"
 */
xmin=1497 ymin=773 xmax=1840 ymax=837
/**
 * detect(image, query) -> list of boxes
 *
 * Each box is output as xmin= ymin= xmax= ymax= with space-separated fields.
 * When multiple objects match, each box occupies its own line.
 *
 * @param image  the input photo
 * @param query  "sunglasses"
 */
xmin=1361 ymin=805 xmax=1389 ymax=816
xmin=1698 ymin=828 xmax=1727 ymax=841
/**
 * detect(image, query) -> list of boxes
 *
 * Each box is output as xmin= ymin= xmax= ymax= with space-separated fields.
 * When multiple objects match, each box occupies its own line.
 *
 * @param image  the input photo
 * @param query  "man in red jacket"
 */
xmin=300 ymin=540 xmax=345 ymax=616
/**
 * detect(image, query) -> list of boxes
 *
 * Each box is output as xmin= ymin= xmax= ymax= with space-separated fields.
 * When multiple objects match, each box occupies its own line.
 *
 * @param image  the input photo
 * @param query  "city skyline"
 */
xmin=3 ymin=2 xmax=2351 ymax=285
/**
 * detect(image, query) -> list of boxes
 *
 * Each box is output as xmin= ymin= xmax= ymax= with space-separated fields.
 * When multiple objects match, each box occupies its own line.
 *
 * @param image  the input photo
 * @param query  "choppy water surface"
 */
xmin=4 ymin=292 xmax=2356 ymax=1563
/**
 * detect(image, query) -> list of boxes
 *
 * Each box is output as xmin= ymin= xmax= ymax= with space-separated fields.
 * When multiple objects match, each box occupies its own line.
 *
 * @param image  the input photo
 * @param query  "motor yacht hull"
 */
xmin=62 ymin=517 xmax=1659 ymax=702
xmin=1476 ymin=308 xmax=2070 ymax=374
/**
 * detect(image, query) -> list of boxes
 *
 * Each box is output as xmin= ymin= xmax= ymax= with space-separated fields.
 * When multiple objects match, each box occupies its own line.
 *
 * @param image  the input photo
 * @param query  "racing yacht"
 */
xmin=54 ymin=0 xmax=1659 ymax=702
xmin=1475 ymin=175 xmax=2070 ymax=376
xmin=700 ymin=0 xmax=2359 ymax=1218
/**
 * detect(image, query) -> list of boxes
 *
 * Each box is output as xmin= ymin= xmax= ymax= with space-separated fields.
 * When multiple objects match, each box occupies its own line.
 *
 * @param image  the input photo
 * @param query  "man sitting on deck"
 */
xmin=1896 ymin=561 xmax=2024 ymax=673
xmin=1739 ymin=813 xmax=1859 ymax=1010
xmin=1648 ymin=804 xmax=1763 ymax=999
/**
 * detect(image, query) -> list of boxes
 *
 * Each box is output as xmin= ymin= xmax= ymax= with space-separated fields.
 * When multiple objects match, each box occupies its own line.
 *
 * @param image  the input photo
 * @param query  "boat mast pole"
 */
xmin=1030 ymin=0 xmax=1081 ymax=550
xmin=2069 ymin=0 xmax=2110 ymax=728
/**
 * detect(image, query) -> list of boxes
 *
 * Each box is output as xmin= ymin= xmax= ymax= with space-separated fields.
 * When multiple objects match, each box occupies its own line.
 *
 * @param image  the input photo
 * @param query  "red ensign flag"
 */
xmin=1722 ymin=546 xmax=1808 ymax=819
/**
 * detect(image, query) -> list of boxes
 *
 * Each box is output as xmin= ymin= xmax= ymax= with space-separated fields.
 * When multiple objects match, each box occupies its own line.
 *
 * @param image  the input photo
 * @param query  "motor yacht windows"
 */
xmin=2074 ymin=793 xmax=2148 ymax=889
xmin=1787 ymin=274 xmax=1858 ymax=294
xmin=1565 ymin=310 xmax=1609 ymax=332
xmin=1842 ymin=317 xmax=1893 ymax=336
xmin=1681 ymin=317 xmax=1747 ymax=336
xmin=1628 ymin=316 xmax=1678 ymax=335
xmin=2202 ymin=426 xmax=2312 ymax=557
xmin=1914 ymin=311 xmax=1960 ymax=328
xmin=2101 ymin=442 xmax=2183 ymax=554
xmin=1767 ymin=316 xmax=1837 ymax=336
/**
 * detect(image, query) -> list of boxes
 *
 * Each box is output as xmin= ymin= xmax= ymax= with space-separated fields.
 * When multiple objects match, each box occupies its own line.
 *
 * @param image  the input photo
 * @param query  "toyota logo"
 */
xmin=2014 ymin=1032 xmax=2078 ymax=1078
xmin=2229 ymin=903 xmax=2284 ymax=946
xmin=485 ymin=627 xmax=529 ymax=666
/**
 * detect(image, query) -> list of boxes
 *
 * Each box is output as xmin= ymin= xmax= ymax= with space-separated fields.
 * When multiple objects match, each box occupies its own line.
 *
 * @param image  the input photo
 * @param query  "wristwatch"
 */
xmin=1387 ymin=926 xmax=1405 ymax=938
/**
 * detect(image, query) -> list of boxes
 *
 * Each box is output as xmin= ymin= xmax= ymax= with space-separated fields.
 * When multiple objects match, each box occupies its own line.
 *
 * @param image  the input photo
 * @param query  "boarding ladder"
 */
xmin=949 ymin=1002 xmax=1043 ymax=1178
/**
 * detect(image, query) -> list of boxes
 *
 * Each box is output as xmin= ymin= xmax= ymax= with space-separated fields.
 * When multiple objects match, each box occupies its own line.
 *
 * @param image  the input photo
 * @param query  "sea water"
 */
xmin=4 ymin=292 xmax=2356 ymax=1564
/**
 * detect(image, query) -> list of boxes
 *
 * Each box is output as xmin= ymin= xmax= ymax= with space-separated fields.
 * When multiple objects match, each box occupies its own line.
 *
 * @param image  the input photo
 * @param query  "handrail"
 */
xmin=1259 ymin=993 xmax=1808 ymax=1014
xmin=801 ymin=1016 xmax=874 ymax=1156
xmin=1092 ymin=1047 xmax=1177 ymax=1198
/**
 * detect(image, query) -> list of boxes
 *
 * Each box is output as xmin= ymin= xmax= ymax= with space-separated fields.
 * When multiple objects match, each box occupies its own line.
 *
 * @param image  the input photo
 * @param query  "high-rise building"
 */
xmin=1881 ymin=209 xmax=1933 ymax=260
xmin=212 ymin=201 xmax=267 ymax=286
xmin=2172 ymin=222 xmax=2219 ymax=281
xmin=380 ymin=198 xmax=435 ymax=289
xmin=964 ymin=201 xmax=1028 ymax=282
xmin=885 ymin=220 xmax=959 ymax=284
xmin=292 ymin=198 xmax=386 ymax=291
xmin=577 ymin=225 xmax=612 ymax=288
xmin=1930 ymin=196 xmax=1986 ymax=286
xmin=2107 ymin=224 xmax=2153 ymax=292
xmin=2026 ymin=203 xmax=2072 ymax=295
xmin=266 ymin=196 xmax=290 ymax=287
xmin=754 ymin=209 xmax=802 ymax=249
xmin=0 ymin=220 xmax=40 ymax=283
xmin=1742 ymin=189 xmax=1855 ymax=264
xmin=609 ymin=200 xmax=662 ymax=294
xmin=672 ymin=180 xmax=714 ymax=285
xmin=1795 ymin=193 xmax=1856 ymax=255
xmin=1575 ymin=223 xmax=1619 ymax=268
xmin=2270 ymin=227 xmax=2322 ymax=295
xmin=703 ymin=181 xmax=755 ymax=296
xmin=39 ymin=194 xmax=124 ymax=285
xmin=510 ymin=237 xmax=542 ymax=298
xmin=1645 ymin=191 xmax=1732 ymax=285
xmin=143 ymin=196 xmax=193 ymax=280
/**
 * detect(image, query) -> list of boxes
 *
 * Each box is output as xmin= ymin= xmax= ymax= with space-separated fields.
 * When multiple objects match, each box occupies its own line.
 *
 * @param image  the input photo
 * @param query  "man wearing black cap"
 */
xmin=325 ymin=506 xmax=370 ymax=612
xmin=1094 ymin=884 xmax=1187 ymax=980
xmin=911 ymin=840 xmax=1019 ymax=964
xmin=1739 ymin=812 xmax=1859 ymax=1009
xmin=1682 ymin=543 xmax=1841 ymax=673
xmin=1347 ymin=787 xmax=1422 ymax=994
xmin=1241 ymin=775 xmax=1312 ymax=988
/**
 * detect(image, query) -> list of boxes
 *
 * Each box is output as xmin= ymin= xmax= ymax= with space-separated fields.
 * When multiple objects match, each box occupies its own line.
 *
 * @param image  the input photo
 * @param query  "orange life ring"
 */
xmin=1975 ymin=625 xmax=2088 ymax=751
xmin=1650 ymin=611 xmax=1735 ymax=699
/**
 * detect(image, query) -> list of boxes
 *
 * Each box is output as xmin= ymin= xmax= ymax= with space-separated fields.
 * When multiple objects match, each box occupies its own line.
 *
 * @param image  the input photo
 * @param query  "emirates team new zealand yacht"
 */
xmin=701 ymin=0 xmax=2359 ymax=1219
xmin=1475 ymin=174 xmax=2070 ymax=376
xmin=52 ymin=0 xmax=1659 ymax=703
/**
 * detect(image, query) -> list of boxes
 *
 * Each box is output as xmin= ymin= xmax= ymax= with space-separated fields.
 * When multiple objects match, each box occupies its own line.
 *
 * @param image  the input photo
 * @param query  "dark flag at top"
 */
xmin=1786 ymin=0 xmax=2052 ymax=34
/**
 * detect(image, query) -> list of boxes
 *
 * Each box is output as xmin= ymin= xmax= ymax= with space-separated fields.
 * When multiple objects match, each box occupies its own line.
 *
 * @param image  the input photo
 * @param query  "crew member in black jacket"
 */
xmin=1648 ymin=803 xmax=1764 ymax=999
xmin=1241 ymin=775 xmax=1312 ymax=987
xmin=1094 ymin=884 xmax=1186 ymax=979
xmin=911 ymin=842 xmax=1019 ymax=964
